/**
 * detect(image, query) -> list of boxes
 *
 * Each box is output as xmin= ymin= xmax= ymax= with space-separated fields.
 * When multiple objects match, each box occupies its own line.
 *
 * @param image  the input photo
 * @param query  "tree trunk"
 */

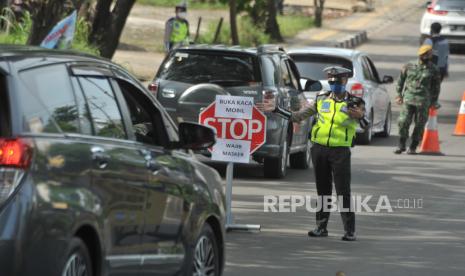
xmin=26 ymin=0 xmax=67 ymax=45
xmin=265 ymin=0 xmax=283 ymax=42
xmin=89 ymin=0 xmax=136 ymax=59
xmin=314 ymin=0 xmax=325 ymax=28
xmin=229 ymin=0 xmax=239 ymax=45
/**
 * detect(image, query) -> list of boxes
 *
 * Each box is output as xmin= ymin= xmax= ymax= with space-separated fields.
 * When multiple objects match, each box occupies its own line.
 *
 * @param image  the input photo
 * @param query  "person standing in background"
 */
xmin=164 ymin=4 xmax=190 ymax=53
xmin=424 ymin=22 xmax=449 ymax=109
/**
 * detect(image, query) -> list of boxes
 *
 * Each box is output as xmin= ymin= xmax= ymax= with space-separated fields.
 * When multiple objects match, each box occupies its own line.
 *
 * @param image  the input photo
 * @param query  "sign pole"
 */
xmin=225 ymin=161 xmax=261 ymax=232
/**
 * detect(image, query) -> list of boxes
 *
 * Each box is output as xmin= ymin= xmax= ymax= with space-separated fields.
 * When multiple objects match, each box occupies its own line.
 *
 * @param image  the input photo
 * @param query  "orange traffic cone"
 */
xmin=453 ymin=91 xmax=465 ymax=136
xmin=419 ymin=107 xmax=443 ymax=155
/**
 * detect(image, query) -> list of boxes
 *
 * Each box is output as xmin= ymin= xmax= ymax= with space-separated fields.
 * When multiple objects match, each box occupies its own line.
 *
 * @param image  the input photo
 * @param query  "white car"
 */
xmin=420 ymin=0 xmax=465 ymax=46
xmin=289 ymin=47 xmax=394 ymax=145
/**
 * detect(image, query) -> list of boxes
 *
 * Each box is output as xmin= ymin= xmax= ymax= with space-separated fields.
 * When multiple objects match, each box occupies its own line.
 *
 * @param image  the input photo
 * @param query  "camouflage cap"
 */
xmin=323 ymin=66 xmax=352 ymax=80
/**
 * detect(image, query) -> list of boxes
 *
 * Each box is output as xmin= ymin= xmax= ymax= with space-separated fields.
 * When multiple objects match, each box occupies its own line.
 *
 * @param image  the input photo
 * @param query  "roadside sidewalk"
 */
xmin=286 ymin=0 xmax=421 ymax=48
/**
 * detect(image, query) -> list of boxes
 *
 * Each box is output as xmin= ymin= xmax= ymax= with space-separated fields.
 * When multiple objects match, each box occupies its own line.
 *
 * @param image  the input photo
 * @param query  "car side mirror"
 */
xmin=382 ymin=75 xmax=394 ymax=84
xmin=302 ymin=78 xmax=323 ymax=92
xmin=177 ymin=122 xmax=216 ymax=150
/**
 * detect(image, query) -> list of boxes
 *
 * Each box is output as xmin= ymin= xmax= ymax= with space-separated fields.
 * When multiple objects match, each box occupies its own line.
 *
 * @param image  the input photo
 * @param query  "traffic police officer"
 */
xmin=258 ymin=66 xmax=365 ymax=241
xmin=164 ymin=4 xmax=190 ymax=53
xmin=394 ymin=44 xmax=440 ymax=154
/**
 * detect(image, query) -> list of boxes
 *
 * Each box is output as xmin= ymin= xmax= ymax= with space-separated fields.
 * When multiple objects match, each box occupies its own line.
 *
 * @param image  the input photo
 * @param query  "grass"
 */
xmin=137 ymin=0 xmax=227 ymax=9
xmin=197 ymin=14 xmax=314 ymax=46
xmin=278 ymin=15 xmax=314 ymax=38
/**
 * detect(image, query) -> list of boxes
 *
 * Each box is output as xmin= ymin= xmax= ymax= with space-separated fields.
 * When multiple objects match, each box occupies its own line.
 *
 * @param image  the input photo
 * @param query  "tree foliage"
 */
xmin=223 ymin=0 xmax=283 ymax=42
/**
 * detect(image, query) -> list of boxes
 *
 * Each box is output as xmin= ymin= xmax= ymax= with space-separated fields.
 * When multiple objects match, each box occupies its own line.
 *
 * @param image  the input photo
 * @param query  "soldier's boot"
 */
xmin=408 ymin=141 xmax=419 ymax=155
xmin=342 ymin=232 xmax=356 ymax=241
xmin=394 ymin=139 xmax=407 ymax=154
xmin=308 ymin=227 xmax=328 ymax=237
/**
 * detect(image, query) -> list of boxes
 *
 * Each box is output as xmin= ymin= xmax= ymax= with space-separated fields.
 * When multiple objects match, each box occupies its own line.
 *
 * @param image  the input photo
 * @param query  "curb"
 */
xmin=333 ymin=31 xmax=368 ymax=49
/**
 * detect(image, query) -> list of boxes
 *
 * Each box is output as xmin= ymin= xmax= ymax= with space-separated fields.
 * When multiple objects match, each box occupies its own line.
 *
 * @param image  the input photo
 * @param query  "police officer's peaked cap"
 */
xmin=323 ymin=66 xmax=352 ymax=80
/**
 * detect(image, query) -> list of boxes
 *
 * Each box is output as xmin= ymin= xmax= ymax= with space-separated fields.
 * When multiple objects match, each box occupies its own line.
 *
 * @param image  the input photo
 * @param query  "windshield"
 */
xmin=291 ymin=54 xmax=353 ymax=80
xmin=437 ymin=0 xmax=465 ymax=10
xmin=157 ymin=51 xmax=261 ymax=86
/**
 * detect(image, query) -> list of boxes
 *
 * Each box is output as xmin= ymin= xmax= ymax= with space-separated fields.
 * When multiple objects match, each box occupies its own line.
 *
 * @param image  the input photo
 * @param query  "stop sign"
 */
xmin=199 ymin=102 xmax=266 ymax=154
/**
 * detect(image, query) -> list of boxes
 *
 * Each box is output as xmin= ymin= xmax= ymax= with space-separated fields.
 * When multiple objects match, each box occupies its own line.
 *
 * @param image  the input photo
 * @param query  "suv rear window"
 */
xmin=157 ymin=51 xmax=261 ymax=86
xmin=0 ymin=74 xmax=10 ymax=137
xmin=437 ymin=0 xmax=465 ymax=10
xmin=19 ymin=64 xmax=79 ymax=134
xmin=291 ymin=54 xmax=353 ymax=80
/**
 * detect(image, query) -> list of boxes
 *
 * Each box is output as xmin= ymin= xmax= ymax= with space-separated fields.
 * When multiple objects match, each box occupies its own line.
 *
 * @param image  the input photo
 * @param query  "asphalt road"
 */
xmin=220 ymin=5 xmax=465 ymax=276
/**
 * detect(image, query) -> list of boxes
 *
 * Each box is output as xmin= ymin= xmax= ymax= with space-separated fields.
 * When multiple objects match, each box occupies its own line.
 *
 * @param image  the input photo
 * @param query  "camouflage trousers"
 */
xmin=398 ymin=104 xmax=429 ymax=149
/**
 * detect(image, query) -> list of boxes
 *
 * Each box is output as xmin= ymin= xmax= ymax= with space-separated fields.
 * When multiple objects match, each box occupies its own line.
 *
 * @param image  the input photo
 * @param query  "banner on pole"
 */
xmin=40 ymin=10 xmax=77 ymax=50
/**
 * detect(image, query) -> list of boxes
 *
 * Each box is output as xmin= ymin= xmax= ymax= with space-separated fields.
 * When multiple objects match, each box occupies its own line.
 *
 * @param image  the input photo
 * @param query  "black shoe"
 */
xmin=407 ymin=148 xmax=417 ymax=155
xmin=308 ymin=228 xmax=328 ymax=237
xmin=341 ymin=232 xmax=356 ymax=241
xmin=394 ymin=147 xmax=406 ymax=154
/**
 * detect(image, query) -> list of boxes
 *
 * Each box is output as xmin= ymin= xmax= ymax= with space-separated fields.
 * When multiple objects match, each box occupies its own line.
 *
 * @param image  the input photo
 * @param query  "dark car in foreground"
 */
xmin=289 ymin=47 xmax=393 ymax=144
xmin=0 ymin=45 xmax=225 ymax=276
xmin=149 ymin=45 xmax=320 ymax=178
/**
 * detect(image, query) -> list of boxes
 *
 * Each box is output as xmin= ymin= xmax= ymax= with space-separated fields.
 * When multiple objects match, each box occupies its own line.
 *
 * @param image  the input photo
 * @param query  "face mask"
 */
xmin=178 ymin=12 xmax=187 ymax=18
xmin=330 ymin=83 xmax=346 ymax=94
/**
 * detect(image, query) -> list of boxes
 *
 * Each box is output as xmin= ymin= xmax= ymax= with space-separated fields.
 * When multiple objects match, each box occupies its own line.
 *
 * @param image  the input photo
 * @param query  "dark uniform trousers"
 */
xmin=311 ymin=143 xmax=355 ymax=233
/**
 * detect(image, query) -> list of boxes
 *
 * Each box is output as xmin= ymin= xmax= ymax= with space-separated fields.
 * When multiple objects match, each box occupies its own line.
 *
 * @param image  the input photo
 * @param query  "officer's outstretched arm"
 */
xmin=289 ymin=102 xmax=317 ymax=122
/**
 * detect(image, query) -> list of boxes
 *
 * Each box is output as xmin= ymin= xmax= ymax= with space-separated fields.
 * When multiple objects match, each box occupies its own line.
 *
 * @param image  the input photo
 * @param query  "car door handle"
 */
xmin=91 ymin=146 xmax=110 ymax=169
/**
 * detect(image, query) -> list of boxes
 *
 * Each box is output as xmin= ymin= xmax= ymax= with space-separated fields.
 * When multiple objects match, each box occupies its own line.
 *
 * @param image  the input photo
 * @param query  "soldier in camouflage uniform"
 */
xmin=394 ymin=44 xmax=441 ymax=154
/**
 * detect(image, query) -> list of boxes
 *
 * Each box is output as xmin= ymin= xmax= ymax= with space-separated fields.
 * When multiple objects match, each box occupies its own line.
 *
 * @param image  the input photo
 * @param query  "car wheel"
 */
xmin=264 ymin=137 xmax=289 ymax=178
xmin=61 ymin=238 xmax=92 ymax=276
xmin=192 ymin=224 xmax=220 ymax=276
xmin=290 ymin=138 xmax=311 ymax=169
xmin=356 ymin=111 xmax=373 ymax=145
xmin=377 ymin=104 xmax=391 ymax=137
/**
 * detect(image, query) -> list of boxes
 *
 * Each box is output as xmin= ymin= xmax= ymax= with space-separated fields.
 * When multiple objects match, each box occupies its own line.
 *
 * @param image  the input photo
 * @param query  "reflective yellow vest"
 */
xmin=170 ymin=19 xmax=189 ymax=43
xmin=311 ymin=96 xmax=358 ymax=147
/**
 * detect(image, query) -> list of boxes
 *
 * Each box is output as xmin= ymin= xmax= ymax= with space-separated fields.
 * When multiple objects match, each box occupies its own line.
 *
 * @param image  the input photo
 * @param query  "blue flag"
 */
xmin=40 ymin=11 xmax=77 ymax=49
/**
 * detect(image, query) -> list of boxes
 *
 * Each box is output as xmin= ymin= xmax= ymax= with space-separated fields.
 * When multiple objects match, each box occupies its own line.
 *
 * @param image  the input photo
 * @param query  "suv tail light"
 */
xmin=0 ymin=138 xmax=32 ymax=168
xmin=350 ymin=83 xmax=364 ymax=98
xmin=148 ymin=81 xmax=159 ymax=97
xmin=427 ymin=4 xmax=448 ymax=15
xmin=0 ymin=138 xmax=32 ymax=206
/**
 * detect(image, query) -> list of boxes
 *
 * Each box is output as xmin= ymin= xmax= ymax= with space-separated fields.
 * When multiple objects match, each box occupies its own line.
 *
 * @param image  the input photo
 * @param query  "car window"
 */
xmin=77 ymin=76 xmax=126 ymax=139
xmin=157 ymin=51 xmax=261 ymax=86
xmin=70 ymin=77 xmax=93 ymax=136
xmin=437 ymin=0 xmax=465 ymax=10
xmin=291 ymin=54 xmax=353 ymax=80
xmin=361 ymin=57 xmax=374 ymax=82
xmin=366 ymin=57 xmax=381 ymax=83
xmin=260 ymin=56 xmax=280 ymax=87
xmin=116 ymin=79 xmax=169 ymax=147
xmin=0 ymin=74 xmax=10 ymax=136
xmin=286 ymin=60 xmax=300 ymax=90
xmin=280 ymin=59 xmax=293 ymax=88
xmin=19 ymin=64 xmax=79 ymax=134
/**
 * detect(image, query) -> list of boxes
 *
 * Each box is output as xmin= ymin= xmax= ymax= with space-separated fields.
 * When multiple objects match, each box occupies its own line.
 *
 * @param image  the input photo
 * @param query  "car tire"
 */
xmin=61 ymin=238 xmax=93 ymax=276
xmin=264 ymin=137 xmax=289 ymax=179
xmin=290 ymin=139 xmax=311 ymax=169
xmin=377 ymin=104 xmax=391 ymax=138
xmin=188 ymin=224 xmax=221 ymax=276
xmin=356 ymin=111 xmax=373 ymax=145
